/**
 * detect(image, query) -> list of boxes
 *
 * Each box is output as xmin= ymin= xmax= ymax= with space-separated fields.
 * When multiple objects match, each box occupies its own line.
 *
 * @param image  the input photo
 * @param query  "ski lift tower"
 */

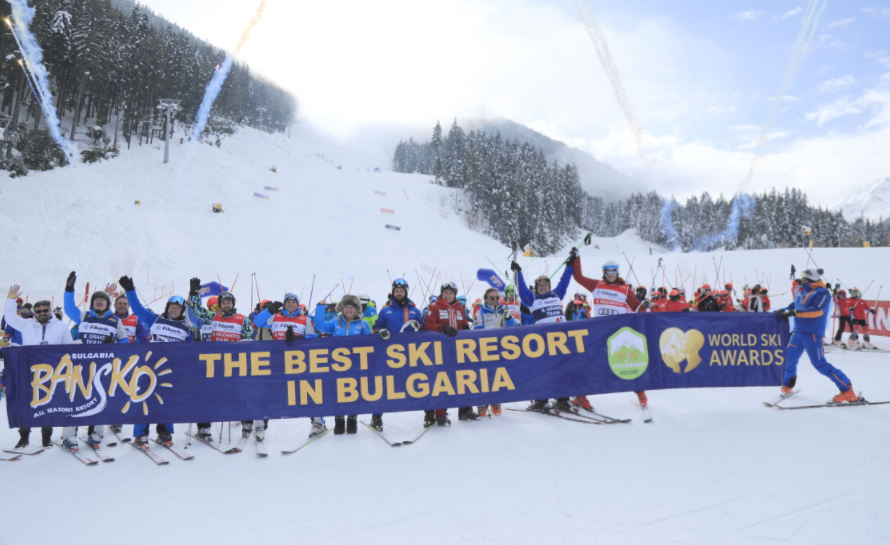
xmin=257 ymin=107 xmax=267 ymax=129
xmin=157 ymin=99 xmax=180 ymax=164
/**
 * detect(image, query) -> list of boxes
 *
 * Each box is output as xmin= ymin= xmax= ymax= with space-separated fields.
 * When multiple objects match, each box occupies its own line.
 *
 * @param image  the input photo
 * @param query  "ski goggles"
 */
xmin=603 ymin=267 xmax=619 ymax=274
xmin=535 ymin=276 xmax=551 ymax=286
xmin=168 ymin=295 xmax=186 ymax=306
xmin=441 ymin=281 xmax=458 ymax=293
xmin=393 ymin=278 xmax=409 ymax=288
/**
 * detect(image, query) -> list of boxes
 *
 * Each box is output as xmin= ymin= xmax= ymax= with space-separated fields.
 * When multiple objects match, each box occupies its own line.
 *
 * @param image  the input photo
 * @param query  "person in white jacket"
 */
xmin=4 ymin=285 xmax=77 ymax=449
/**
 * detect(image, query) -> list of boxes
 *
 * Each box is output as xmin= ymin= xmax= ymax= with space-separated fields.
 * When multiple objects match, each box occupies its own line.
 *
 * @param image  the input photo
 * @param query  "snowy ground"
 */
xmin=1 ymin=125 xmax=889 ymax=544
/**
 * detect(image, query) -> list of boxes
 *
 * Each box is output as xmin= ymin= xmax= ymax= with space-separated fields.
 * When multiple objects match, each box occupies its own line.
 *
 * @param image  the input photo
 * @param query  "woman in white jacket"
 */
xmin=4 ymin=285 xmax=77 ymax=449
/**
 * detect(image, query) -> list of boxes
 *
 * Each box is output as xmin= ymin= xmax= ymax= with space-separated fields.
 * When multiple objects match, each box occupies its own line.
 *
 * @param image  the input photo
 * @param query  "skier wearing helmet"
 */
xmin=188 ymin=277 xmax=254 ymax=443
xmin=695 ymin=284 xmax=724 ymax=312
xmin=566 ymin=250 xmax=648 ymax=412
xmin=424 ymin=281 xmax=474 ymax=424
xmin=832 ymin=289 xmax=853 ymax=345
xmin=846 ymin=288 xmax=877 ymax=349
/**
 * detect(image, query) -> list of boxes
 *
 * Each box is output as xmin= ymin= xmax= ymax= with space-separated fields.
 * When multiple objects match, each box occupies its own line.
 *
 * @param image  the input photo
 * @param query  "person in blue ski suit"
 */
xmin=371 ymin=278 xmax=424 ymax=432
xmin=775 ymin=268 xmax=860 ymax=404
xmin=313 ymin=294 xmax=372 ymax=435
xmin=119 ymin=276 xmax=195 ymax=447
xmin=511 ymin=257 xmax=573 ymax=412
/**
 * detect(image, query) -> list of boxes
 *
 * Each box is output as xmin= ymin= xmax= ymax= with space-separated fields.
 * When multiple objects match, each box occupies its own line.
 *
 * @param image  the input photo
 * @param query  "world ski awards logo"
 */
xmin=607 ymin=327 xmax=649 ymax=380
xmin=29 ymin=350 xmax=174 ymax=419
xmin=659 ymin=328 xmax=705 ymax=373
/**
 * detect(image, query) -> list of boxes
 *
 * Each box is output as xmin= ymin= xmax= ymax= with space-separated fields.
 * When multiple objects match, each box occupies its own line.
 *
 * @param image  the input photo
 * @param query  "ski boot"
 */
xmin=458 ymin=407 xmax=480 ymax=421
xmin=553 ymin=398 xmax=574 ymax=413
xmin=780 ymin=385 xmax=794 ymax=398
xmin=478 ymin=405 xmax=489 ymax=418
xmin=255 ymin=426 xmax=265 ymax=443
xmin=110 ymin=425 xmax=122 ymax=434
xmin=196 ymin=426 xmax=212 ymax=441
xmin=423 ymin=410 xmax=437 ymax=428
xmin=241 ymin=421 xmax=254 ymax=439
xmin=134 ymin=435 xmax=150 ymax=451
xmin=529 ymin=399 xmax=551 ymax=412
xmin=61 ymin=435 xmax=79 ymax=453
xmin=157 ymin=430 xmax=173 ymax=447
xmin=436 ymin=412 xmax=451 ymax=427
xmin=572 ymin=396 xmax=593 ymax=411
xmin=830 ymin=387 xmax=861 ymax=405
xmin=87 ymin=433 xmax=102 ymax=451
xmin=490 ymin=404 xmax=502 ymax=416
xmin=636 ymin=391 xmax=648 ymax=408
xmin=309 ymin=418 xmax=326 ymax=438
xmin=333 ymin=416 xmax=346 ymax=435
xmin=370 ymin=415 xmax=383 ymax=432
xmin=346 ymin=415 xmax=358 ymax=435
xmin=15 ymin=429 xmax=29 ymax=449
xmin=41 ymin=428 xmax=53 ymax=449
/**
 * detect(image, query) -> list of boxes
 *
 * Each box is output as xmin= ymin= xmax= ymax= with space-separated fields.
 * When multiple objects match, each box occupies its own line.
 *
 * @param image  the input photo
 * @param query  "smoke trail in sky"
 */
xmin=660 ymin=198 xmax=680 ymax=252
xmin=572 ymin=0 xmax=649 ymax=167
xmin=190 ymin=0 xmax=267 ymax=142
xmin=9 ymin=1 xmax=76 ymax=164
xmin=693 ymin=193 xmax=756 ymax=250
xmin=742 ymin=0 xmax=828 ymax=187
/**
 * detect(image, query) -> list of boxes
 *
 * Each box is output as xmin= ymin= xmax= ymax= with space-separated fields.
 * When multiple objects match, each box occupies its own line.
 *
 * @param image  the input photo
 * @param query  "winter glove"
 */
xmin=641 ymin=300 xmax=652 ymax=309
xmin=462 ymin=323 xmax=471 ymax=330
xmin=378 ymin=328 xmax=391 ymax=341
xmin=871 ymin=308 xmax=877 ymax=315
xmin=441 ymin=325 xmax=458 ymax=338
xmin=565 ymin=247 xmax=578 ymax=266
xmin=285 ymin=326 xmax=296 ymax=343
xmin=583 ymin=233 xmax=592 ymax=246
xmin=406 ymin=319 xmax=421 ymax=331
xmin=189 ymin=278 xmax=201 ymax=297
xmin=500 ymin=307 xmax=512 ymax=319
xmin=103 ymin=333 xmax=116 ymax=344
xmin=65 ymin=271 xmax=76 ymax=293
xmin=510 ymin=261 xmax=521 ymax=273
xmin=118 ymin=276 xmax=135 ymax=293
xmin=774 ymin=309 xmax=795 ymax=321
xmin=268 ymin=301 xmax=283 ymax=314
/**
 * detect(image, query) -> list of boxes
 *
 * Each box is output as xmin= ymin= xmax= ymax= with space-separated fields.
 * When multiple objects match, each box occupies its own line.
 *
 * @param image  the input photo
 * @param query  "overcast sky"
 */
xmin=138 ymin=0 xmax=890 ymax=207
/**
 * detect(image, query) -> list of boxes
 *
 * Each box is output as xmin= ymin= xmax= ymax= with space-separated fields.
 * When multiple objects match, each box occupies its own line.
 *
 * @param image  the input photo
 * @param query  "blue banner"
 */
xmin=1 ymin=314 xmax=789 ymax=428
xmin=198 ymin=282 xmax=229 ymax=298
xmin=477 ymin=269 xmax=507 ymax=292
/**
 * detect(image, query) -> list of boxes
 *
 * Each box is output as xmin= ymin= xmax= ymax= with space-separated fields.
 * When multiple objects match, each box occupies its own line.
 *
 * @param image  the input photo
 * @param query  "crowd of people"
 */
xmin=0 ymin=247 xmax=876 ymax=454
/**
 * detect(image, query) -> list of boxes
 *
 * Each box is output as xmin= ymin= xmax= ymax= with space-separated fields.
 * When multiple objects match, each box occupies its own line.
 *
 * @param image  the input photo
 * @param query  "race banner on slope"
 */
xmin=253 ymin=193 xmax=270 ymax=200
xmin=380 ymin=208 xmax=395 ymax=214
xmin=264 ymin=186 xmax=279 ymax=192
xmin=385 ymin=224 xmax=401 ymax=231
xmin=868 ymin=301 xmax=890 ymax=337
xmin=374 ymin=191 xmax=386 ymax=196
xmin=2 ymin=314 xmax=789 ymax=428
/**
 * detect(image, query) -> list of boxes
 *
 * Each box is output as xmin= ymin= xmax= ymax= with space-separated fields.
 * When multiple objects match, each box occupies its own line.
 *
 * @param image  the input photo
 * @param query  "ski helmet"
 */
xmin=429 ymin=295 xmax=437 ymax=303
xmin=752 ymin=284 xmax=761 ymax=294
xmin=701 ymin=284 xmax=712 ymax=293
xmin=90 ymin=291 xmax=112 ymax=310
xmin=218 ymin=292 xmax=236 ymax=309
xmin=534 ymin=275 xmax=551 ymax=287
xmin=165 ymin=295 xmax=186 ymax=316
xmin=602 ymin=261 xmax=619 ymax=277
xmin=838 ymin=290 xmax=847 ymax=298
xmin=669 ymin=288 xmax=680 ymax=301
xmin=440 ymin=281 xmax=458 ymax=295
xmin=359 ymin=293 xmax=371 ymax=305
xmin=457 ymin=295 xmax=467 ymax=304
xmin=802 ymin=268 xmax=823 ymax=282
xmin=391 ymin=278 xmax=409 ymax=292
xmin=725 ymin=283 xmax=733 ymax=291
xmin=850 ymin=288 xmax=861 ymax=298
xmin=207 ymin=296 xmax=219 ymax=310
xmin=761 ymin=288 xmax=768 ymax=295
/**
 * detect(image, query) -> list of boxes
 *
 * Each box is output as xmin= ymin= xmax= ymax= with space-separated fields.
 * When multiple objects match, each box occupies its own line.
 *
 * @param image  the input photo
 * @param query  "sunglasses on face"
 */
xmin=486 ymin=296 xmax=499 ymax=301
xmin=33 ymin=308 xmax=51 ymax=315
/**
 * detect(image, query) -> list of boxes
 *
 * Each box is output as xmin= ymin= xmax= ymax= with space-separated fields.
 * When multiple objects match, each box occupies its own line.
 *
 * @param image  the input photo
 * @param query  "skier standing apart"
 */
xmin=5 ymin=285 xmax=76 ymax=450
xmin=374 ymin=279 xmax=424 ymax=431
xmin=569 ymin=251 xmax=649 ymax=411
xmin=511 ymin=256 xmax=574 ymax=412
xmin=313 ymin=294 xmax=372 ymax=434
xmin=62 ymin=272 xmax=129 ymax=451
xmin=423 ymin=281 xmax=476 ymax=423
xmin=254 ymin=293 xmax=326 ymax=436
xmin=774 ymin=269 xmax=862 ymax=404
xmin=472 ymin=287 xmax=517 ymax=416
xmin=119 ymin=276 xmax=194 ymax=449
xmin=846 ymin=288 xmax=878 ymax=349
xmin=187 ymin=278 xmax=255 ymax=443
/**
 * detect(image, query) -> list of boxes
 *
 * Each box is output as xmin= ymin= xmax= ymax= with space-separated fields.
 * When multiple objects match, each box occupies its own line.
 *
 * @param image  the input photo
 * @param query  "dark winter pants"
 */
xmin=850 ymin=319 xmax=870 ymax=342
xmin=20 ymin=427 xmax=52 ymax=439
xmin=835 ymin=316 xmax=853 ymax=341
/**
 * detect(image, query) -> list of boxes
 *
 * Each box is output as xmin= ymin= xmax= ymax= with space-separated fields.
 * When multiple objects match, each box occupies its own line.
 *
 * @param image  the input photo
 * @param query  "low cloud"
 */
xmin=826 ymin=17 xmax=855 ymax=29
xmin=863 ymin=7 xmax=890 ymax=20
xmin=734 ymin=11 xmax=764 ymax=23
xmin=806 ymin=98 xmax=863 ymax=125
xmin=817 ymin=75 xmax=857 ymax=93
xmin=782 ymin=7 xmax=803 ymax=19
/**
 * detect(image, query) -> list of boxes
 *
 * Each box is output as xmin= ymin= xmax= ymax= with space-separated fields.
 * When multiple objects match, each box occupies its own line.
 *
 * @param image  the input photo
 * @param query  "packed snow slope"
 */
xmin=1 ymin=125 xmax=890 ymax=545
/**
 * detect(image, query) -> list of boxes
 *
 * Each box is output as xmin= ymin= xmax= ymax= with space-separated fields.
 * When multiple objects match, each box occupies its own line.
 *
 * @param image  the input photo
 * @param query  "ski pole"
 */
xmin=299 ymin=284 xmax=306 ymax=303
xmin=348 ymin=277 xmax=354 ymax=294
xmin=307 ymin=275 xmax=315 ymax=308
xmin=387 ymin=269 xmax=393 ymax=284
xmin=228 ymin=422 xmax=232 ymax=445
xmin=341 ymin=277 xmax=346 ymax=296
xmin=549 ymin=232 xmax=592 ymax=279
xmin=622 ymin=252 xmax=642 ymax=286
xmin=230 ymin=273 xmax=240 ymax=292
xmin=484 ymin=255 xmax=509 ymax=285
xmin=186 ymin=423 xmax=191 ymax=448
xmin=460 ymin=272 xmax=466 ymax=294
xmin=218 ymin=422 xmax=223 ymax=446
xmin=254 ymin=273 xmax=261 ymax=301
xmin=414 ymin=269 xmax=429 ymax=301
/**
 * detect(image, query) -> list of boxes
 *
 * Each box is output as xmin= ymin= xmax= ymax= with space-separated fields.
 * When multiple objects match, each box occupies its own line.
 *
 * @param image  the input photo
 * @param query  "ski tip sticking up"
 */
xmin=52 ymin=440 xmax=98 ymax=466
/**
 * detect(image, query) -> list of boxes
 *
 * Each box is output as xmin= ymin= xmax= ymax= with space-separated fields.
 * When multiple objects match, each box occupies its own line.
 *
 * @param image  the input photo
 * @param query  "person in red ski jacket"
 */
xmin=423 ymin=281 xmax=473 ymax=424
xmin=847 ymin=288 xmax=877 ymax=347
xmin=833 ymin=289 xmax=854 ymax=343
xmin=718 ymin=290 xmax=735 ymax=312
xmin=760 ymin=288 xmax=771 ymax=311
xmin=664 ymin=289 xmax=691 ymax=312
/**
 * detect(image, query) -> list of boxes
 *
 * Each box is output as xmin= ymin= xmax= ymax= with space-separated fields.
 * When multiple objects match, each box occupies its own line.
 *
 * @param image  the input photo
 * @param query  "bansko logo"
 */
xmin=660 ymin=328 xmax=705 ymax=373
xmin=607 ymin=327 xmax=649 ymax=379
xmin=29 ymin=350 xmax=173 ymax=418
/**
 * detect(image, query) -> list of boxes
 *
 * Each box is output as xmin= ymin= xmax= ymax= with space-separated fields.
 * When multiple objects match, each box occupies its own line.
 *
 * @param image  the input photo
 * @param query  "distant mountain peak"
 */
xmin=835 ymin=177 xmax=890 ymax=222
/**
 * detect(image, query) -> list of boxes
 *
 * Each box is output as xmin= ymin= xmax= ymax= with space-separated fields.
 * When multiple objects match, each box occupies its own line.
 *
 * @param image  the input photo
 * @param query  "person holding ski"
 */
xmin=695 ymin=285 xmax=724 ymax=312
xmin=775 ymin=268 xmax=862 ymax=404
xmin=423 ymin=281 xmax=475 ymax=423
xmin=188 ymin=278 xmax=255 ymax=443
xmin=472 ymin=287 xmax=517 ymax=417
xmin=511 ymin=255 xmax=573 ymax=412
xmin=120 ymin=276 xmax=195 ymax=449
xmin=567 ymin=251 xmax=648 ymax=411
xmin=846 ymin=288 xmax=877 ymax=349
xmin=5 ymin=285 xmax=76 ymax=450
xmin=748 ymin=285 xmax=765 ymax=313
xmin=373 ymin=278 xmax=424 ymax=431
xmin=61 ymin=272 xmax=129 ymax=451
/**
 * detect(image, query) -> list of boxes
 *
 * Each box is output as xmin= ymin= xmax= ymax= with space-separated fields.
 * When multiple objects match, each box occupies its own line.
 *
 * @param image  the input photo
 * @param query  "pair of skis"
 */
xmin=1 ymin=445 xmax=45 ymax=461
xmin=360 ymin=420 xmax=435 ymax=447
xmin=764 ymin=390 xmax=890 ymax=410
xmin=185 ymin=432 xmax=267 ymax=457
xmin=505 ymin=406 xmax=633 ymax=425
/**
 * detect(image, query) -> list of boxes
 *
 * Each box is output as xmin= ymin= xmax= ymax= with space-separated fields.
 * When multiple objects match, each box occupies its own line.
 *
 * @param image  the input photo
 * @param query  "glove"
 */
xmin=268 ymin=301 xmax=283 ymax=314
xmin=65 ymin=271 xmax=76 ymax=292
xmin=500 ymin=307 xmax=512 ymax=319
xmin=871 ymin=308 xmax=877 ymax=315
xmin=641 ymin=300 xmax=652 ymax=309
xmin=378 ymin=328 xmax=391 ymax=341
xmin=583 ymin=233 xmax=592 ymax=246
xmin=565 ymin=247 xmax=578 ymax=266
xmin=441 ymin=325 xmax=458 ymax=337
xmin=406 ymin=319 xmax=420 ymax=331
xmin=285 ymin=326 xmax=296 ymax=343
xmin=103 ymin=333 xmax=116 ymax=344
xmin=510 ymin=261 xmax=521 ymax=273
xmin=119 ymin=276 xmax=135 ymax=292
xmin=189 ymin=277 xmax=201 ymax=297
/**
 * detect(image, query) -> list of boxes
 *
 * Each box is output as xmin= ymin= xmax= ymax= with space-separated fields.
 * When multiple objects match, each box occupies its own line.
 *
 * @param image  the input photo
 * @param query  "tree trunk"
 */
xmin=70 ymin=77 xmax=85 ymax=139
